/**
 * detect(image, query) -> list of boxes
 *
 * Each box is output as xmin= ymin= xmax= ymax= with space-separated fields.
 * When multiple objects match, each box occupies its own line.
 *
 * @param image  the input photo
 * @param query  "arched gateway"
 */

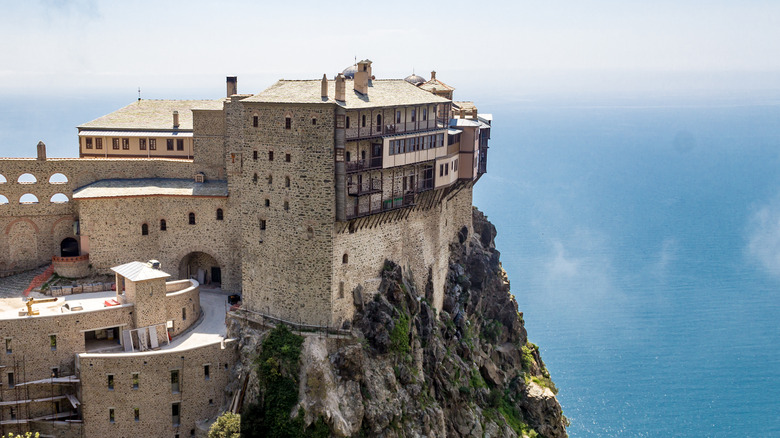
xmin=178 ymin=251 xmax=221 ymax=288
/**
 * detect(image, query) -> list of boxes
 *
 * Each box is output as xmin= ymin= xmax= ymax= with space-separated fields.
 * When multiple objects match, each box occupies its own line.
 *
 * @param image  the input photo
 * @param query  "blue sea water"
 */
xmin=2 ymin=93 xmax=780 ymax=436
xmin=473 ymin=98 xmax=780 ymax=437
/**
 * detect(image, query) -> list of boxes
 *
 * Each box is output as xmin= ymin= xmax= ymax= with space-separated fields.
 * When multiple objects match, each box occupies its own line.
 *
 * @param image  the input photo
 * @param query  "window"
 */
xmin=109 ymin=408 xmax=115 ymax=423
xmin=267 ymin=174 xmax=273 ymax=184
xmin=396 ymin=111 xmax=401 ymax=123
xmin=188 ymin=212 xmax=195 ymax=225
xmin=160 ymin=219 xmax=167 ymax=231
xmin=422 ymin=108 xmax=428 ymax=121
xmin=259 ymin=219 xmax=266 ymax=230
xmin=149 ymin=138 xmax=156 ymax=150
xmin=182 ymin=308 xmax=186 ymax=321
xmin=171 ymin=370 xmax=180 ymax=393
xmin=253 ymin=115 xmax=258 ymax=127
xmin=5 ymin=338 xmax=10 ymax=354
xmin=377 ymin=114 xmax=382 ymax=126
xmin=312 ymin=118 xmax=317 ymax=125
xmin=7 ymin=372 xmax=14 ymax=388
xmin=96 ymin=138 xmax=103 ymax=149
xmin=122 ymin=138 xmax=130 ymax=150
xmin=342 ymin=253 xmax=348 ymax=264
xmin=204 ymin=365 xmax=210 ymax=380
xmin=285 ymin=176 xmax=290 ymax=188
xmin=139 ymin=138 xmax=146 ymax=150
xmin=345 ymin=116 xmax=350 ymax=129
xmin=50 ymin=334 xmax=57 ymax=351
xmin=165 ymin=139 xmax=174 ymax=151
xmin=440 ymin=164 xmax=444 ymax=177
xmin=285 ymin=117 xmax=291 ymax=129
xmin=177 ymin=139 xmax=184 ymax=151
xmin=411 ymin=109 xmax=416 ymax=122
xmin=285 ymin=153 xmax=291 ymax=162
xmin=108 ymin=374 xmax=114 ymax=390
xmin=268 ymin=151 xmax=274 ymax=161
xmin=134 ymin=407 xmax=140 ymax=422
xmin=85 ymin=138 xmax=93 ymax=149
xmin=445 ymin=163 xmax=449 ymax=175
xmin=283 ymin=200 xmax=289 ymax=211
xmin=361 ymin=114 xmax=366 ymax=127
xmin=253 ymin=173 xmax=258 ymax=183
xmin=264 ymin=199 xmax=270 ymax=207
xmin=51 ymin=367 xmax=59 ymax=378
xmin=253 ymin=150 xmax=258 ymax=160
xmin=216 ymin=209 xmax=223 ymax=220
xmin=346 ymin=151 xmax=351 ymax=161
xmin=141 ymin=224 xmax=148 ymax=235
xmin=132 ymin=373 xmax=139 ymax=389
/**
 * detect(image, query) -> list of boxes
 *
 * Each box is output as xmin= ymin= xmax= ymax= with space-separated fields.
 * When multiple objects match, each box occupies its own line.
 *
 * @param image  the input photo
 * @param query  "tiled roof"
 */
xmin=420 ymin=78 xmax=455 ymax=92
xmin=242 ymin=79 xmax=450 ymax=109
xmin=78 ymin=100 xmax=224 ymax=131
xmin=111 ymin=261 xmax=171 ymax=282
xmin=73 ymin=178 xmax=228 ymax=199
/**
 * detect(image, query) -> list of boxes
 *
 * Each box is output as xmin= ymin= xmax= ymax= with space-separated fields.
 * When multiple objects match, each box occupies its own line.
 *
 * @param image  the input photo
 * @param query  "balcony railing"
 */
xmin=348 ymin=178 xmax=382 ymax=196
xmin=345 ymin=157 xmax=383 ymax=173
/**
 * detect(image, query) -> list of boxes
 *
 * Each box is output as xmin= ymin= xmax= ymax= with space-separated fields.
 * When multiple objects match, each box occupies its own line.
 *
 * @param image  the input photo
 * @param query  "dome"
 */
xmin=342 ymin=64 xmax=357 ymax=79
xmin=404 ymin=73 xmax=426 ymax=86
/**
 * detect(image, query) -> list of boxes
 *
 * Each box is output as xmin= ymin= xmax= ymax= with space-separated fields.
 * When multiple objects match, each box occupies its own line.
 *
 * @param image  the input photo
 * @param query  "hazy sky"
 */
xmin=1 ymin=0 xmax=779 ymax=100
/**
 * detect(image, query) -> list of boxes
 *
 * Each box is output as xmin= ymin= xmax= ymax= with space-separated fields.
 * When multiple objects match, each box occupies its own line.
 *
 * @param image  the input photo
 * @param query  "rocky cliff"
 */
xmin=231 ymin=208 xmax=568 ymax=437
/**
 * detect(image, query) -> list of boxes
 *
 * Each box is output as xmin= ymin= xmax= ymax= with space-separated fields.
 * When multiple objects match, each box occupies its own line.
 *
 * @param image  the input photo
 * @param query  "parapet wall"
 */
xmin=165 ymin=280 xmax=201 ymax=336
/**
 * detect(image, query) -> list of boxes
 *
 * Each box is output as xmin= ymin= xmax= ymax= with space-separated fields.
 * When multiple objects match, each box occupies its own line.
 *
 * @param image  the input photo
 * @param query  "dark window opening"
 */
xmin=346 ymin=116 xmax=350 ymax=128
xmin=167 ymin=139 xmax=174 ymax=151
xmin=108 ymin=374 xmax=114 ymax=390
xmin=141 ymin=224 xmax=149 ymax=235
xmin=259 ymin=219 xmax=266 ymax=230
xmin=342 ymin=253 xmax=348 ymax=264
xmin=361 ymin=114 xmax=366 ymax=127
xmin=160 ymin=219 xmax=167 ymax=231
xmin=189 ymin=212 xmax=196 ymax=225
xmin=253 ymin=173 xmax=258 ymax=183
xmin=284 ymin=201 xmax=289 ymax=211
xmin=285 ymin=176 xmax=290 ymax=188
xmin=312 ymin=118 xmax=317 ymax=125
xmin=285 ymin=153 xmax=291 ymax=162
xmin=264 ymin=199 xmax=270 ymax=207
xmin=253 ymin=151 xmax=258 ymax=160
xmin=269 ymin=151 xmax=274 ymax=161
xmin=204 ymin=365 xmax=210 ymax=380
xmin=285 ymin=117 xmax=291 ymax=129
xmin=377 ymin=114 xmax=382 ymax=126
xmin=85 ymin=138 xmax=93 ymax=149
xmin=253 ymin=115 xmax=258 ymax=127
xmin=176 ymin=139 xmax=184 ymax=151
xmin=112 ymin=138 xmax=120 ymax=149
xmin=216 ymin=208 xmax=223 ymax=220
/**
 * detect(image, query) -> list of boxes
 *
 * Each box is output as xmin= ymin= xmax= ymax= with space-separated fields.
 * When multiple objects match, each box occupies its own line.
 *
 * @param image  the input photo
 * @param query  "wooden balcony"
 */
xmin=345 ymin=157 xmax=383 ymax=173
xmin=348 ymin=178 xmax=382 ymax=196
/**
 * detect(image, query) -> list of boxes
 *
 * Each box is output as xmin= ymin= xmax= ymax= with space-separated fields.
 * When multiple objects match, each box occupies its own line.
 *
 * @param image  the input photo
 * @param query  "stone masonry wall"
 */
xmin=76 ymin=195 xmax=240 ymax=291
xmin=332 ymin=183 xmax=474 ymax=326
xmin=78 ymin=340 xmax=237 ymax=438
xmin=235 ymin=102 xmax=336 ymax=325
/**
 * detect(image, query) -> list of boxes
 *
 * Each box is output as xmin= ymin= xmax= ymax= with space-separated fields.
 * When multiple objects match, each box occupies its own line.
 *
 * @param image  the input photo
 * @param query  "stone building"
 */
xmin=0 ymin=60 xmax=491 ymax=436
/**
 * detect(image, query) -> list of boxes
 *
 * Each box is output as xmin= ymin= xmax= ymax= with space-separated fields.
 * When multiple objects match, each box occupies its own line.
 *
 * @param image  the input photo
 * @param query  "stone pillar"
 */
xmin=36 ymin=141 xmax=46 ymax=161
xmin=321 ymin=74 xmax=328 ymax=99
xmin=226 ymin=76 xmax=238 ymax=97
xmin=335 ymin=107 xmax=346 ymax=222
xmin=335 ymin=74 xmax=346 ymax=102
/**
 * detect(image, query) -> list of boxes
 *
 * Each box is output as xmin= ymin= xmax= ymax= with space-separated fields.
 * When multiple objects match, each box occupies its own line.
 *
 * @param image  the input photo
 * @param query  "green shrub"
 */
xmin=389 ymin=310 xmax=411 ymax=356
xmin=209 ymin=412 xmax=240 ymax=438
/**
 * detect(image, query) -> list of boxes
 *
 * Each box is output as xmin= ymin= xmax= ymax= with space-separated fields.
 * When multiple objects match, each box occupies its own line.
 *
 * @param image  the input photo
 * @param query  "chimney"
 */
xmin=36 ymin=141 xmax=46 ymax=161
xmin=173 ymin=111 xmax=180 ymax=128
xmin=226 ymin=76 xmax=238 ymax=97
xmin=354 ymin=59 xmax=372 ymax=95
xmin=459 ymin=108 xmax=466 ymax=119
xmin=335 ymin=73 xmax=346 ymax=102
xmin=431 ymin=70 xmax=436 ymax=80
xmin=321 ymin=74 xmax=328 ymax=99
xmin=471 ymin=108 xmax=478 ymax=120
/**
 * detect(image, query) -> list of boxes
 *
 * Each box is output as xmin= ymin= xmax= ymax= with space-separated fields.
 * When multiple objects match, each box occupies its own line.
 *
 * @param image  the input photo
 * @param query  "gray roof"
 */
xmin=73 ymin=178 xmax=228 ymax=199
xmin=242 ymin=79 xmax=450 ymax=109
xmin=78 ymin=100 xmax=224 ymax=131
xmin=450 ymin=118 xmax=482 ymax=128
xmin=111 ymin=261 xmax=171 ymax=282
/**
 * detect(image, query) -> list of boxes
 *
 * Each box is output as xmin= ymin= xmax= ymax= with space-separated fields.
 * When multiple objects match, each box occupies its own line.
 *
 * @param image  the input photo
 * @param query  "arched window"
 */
xmin=17 ymin=173 xmax=36 ymax=184
xmin=189 ymin=212 xmax=196 ymax=225
xmin=19 ymin=194 xmax=38 ymax=204
xmin=49 ymin=173 xmax=68 ymax=184
xmin=267 ymin=174 xmax=273 ymax=185
xmin=216 ymin=209 xmax=224 ymax=220
xmin=342 ymin=253 xmax=348 ymax=264
xmin=283 ymin=201 xmax=289 ymax=211
xmin=50 ymin=193 xmax=69 ymax=204
xmin=285 ymin=176 xmax=290 ymax=188
xmin=160 ymin=219 xmax=167 ymax=231
xmin=253 ymin=173 xmax=258 ymax=183
xmin=141 ymin=224 xmax=149 ymax=235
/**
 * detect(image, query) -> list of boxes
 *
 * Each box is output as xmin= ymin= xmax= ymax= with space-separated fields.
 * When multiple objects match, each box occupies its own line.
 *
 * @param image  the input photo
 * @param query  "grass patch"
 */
xmin=389 ymin=310 xmax=411 ymax=356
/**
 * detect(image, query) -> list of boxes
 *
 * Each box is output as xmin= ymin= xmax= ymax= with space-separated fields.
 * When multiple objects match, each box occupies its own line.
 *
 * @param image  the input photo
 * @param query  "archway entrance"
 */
xmin=60 ymin=238 xmax=79 ymax=257
xmin=179 ymin=252 xmax=221 ymax=288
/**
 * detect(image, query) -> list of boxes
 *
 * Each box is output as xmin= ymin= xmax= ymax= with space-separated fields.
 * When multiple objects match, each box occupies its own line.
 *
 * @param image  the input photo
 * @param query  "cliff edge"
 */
xmin=233 ymin=208 xmax=568 ymax=437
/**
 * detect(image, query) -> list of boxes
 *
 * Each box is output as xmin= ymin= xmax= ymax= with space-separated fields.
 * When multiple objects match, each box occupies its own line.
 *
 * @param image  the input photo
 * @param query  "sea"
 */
xmin=2 ymin=92 xmax=780 ymax=437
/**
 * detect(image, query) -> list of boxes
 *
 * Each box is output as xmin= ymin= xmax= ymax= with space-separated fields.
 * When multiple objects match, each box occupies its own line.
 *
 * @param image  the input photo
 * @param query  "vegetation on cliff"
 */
xmin=236 ymin=209 xmax=567 ymax=437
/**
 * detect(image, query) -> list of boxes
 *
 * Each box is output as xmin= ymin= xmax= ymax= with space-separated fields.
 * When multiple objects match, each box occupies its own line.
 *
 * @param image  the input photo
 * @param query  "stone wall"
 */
xmin=235 ymin=102 xmax=337 ymax=325
xmin=165 ymin=281 xmax=202 ymax=337
xmin=76 ymin=195 xmax=240 ymax=291
xmin=332 ymin=183 xmax=474 ymax=326
xmin=78 ymin=339 xmax=237 ymax=438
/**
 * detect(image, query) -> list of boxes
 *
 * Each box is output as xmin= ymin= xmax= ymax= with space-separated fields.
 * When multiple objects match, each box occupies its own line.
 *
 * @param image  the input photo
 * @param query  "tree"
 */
xmin=208 ymin=412 xmax=240 ymax=438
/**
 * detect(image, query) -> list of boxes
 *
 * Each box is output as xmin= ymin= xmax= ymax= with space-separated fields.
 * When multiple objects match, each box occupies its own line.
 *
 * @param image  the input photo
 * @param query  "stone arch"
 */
xmin=0 ymin=174 xmax=6 ymax=184
xmin=5 ymin=218 xmax=39 ymax=235
xmin=7 ymin=220 xmax=39 ymax=269
xmin=50 ymin=216 xmax=74 ymax=234
xmin=17 ymin=173 xmax=37 ymax=184
xmin=0 ymin=195 xmax=7 ymax=204
xmin=178 ymin=251 xmax=222 ymax=288
xmin=19 ymin=194 xmax=39 ymax=204
xmin=49 ymin=173 xmax=68 ymax=184
xmin=50 ymin=193 xmax=69 ymax=203
xmin=60 ymin=237 xmax=79 ymax=257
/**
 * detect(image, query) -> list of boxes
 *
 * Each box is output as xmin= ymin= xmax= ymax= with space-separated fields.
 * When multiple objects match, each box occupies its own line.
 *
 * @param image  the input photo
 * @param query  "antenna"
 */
xmin=138 ymin=87 xmax=141 ymax=101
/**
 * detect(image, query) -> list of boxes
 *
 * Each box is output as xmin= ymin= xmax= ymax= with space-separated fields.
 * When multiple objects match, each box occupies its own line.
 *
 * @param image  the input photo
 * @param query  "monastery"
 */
xmin=0 ymin=60 xmax=491 ymax=436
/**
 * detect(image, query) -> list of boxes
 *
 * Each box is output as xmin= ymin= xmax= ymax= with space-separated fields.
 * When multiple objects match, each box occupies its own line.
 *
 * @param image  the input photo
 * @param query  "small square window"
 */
xmin=177 ymin=139 xmax=184 ymax=151
xmin=311 ymin=118 xmax=317 ymax=125
xmin=85 ymin=138 xmax=93 ymax=149
xmin=109 ymin=408 xmax=115 ymax=423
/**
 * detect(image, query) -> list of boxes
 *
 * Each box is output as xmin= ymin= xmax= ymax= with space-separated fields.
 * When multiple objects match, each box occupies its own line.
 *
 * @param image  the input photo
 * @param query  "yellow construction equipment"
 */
xmin=25 ymin=297 xmax=58 ymax=316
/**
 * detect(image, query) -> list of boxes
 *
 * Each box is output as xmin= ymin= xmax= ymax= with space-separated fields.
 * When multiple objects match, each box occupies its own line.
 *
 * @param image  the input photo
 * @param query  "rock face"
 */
xmin=232 ymin=208 xmax=568 ymax=437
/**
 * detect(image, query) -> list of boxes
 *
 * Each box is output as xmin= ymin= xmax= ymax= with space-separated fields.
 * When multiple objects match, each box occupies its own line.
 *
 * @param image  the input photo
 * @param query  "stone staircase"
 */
xmin=0 ymin=265 xmax=52 ymax=299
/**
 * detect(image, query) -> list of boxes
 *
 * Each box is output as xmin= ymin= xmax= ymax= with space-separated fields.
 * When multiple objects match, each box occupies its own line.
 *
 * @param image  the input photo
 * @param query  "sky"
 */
xmin=1 ymin=0 xmax=780 ymax=101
